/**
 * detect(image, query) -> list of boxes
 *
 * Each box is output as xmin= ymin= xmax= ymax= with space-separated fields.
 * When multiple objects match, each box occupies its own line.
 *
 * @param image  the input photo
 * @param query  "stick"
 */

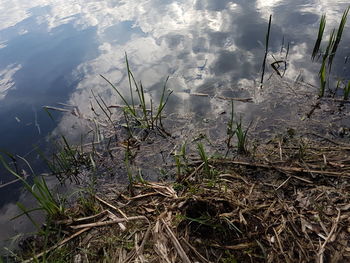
xmin=94 ymin=195 xmax=127 ymax=218
xmin=180 ymin=162 xmax=204 ymax=182
xmin=162 ymin=219 xmax=191 ymax=263
xmin=55 ymin=210 xmax=108 ymax=225
xmin=181 ymin=238 xmax=210 ymax=263
xmin=70 ymin=216 xmax=147 ymax=229
xmin=317 ymin=209 xmax=341 ymax=263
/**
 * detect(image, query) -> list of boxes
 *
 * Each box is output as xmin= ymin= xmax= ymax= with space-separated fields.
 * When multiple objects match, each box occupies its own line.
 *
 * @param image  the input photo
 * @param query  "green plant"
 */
xmin=174 ymin=151 xmax=182 ymax=177
xmin=311 ymin=14 xmax=326 ymax=60
xmin=260 ymin=14 xmax=272 ymax=87
xmin=319 ymin=59 xmax=327 ymax=97
xmin=235 ymin=117 xmax=250 ymax=154
xmin=197 ymin=143 xmax=211 ymax=176
xmin=37 ymin=136 xmax=93 ymax=184
xmin=174 ymin=142 xmax=188 ymax=178
xmin=225 ymin=102 xmax=250 ymax=155
xmin=124 ymin=151 xmax=134 ymax=196
xmin=328 ymin=6 xmax=349 ymax=69
xmin=101 ymin=54 xmax=173 ymax=134
xmin=312 ymin=6 xmax=349 ymax=97
xmin=226 ymin=100 xmax=235 ymax=156
xmin=344 ymin=80 xmax=350 ymax=100
xmin=0 ymin=155 xmax=64 ymax=220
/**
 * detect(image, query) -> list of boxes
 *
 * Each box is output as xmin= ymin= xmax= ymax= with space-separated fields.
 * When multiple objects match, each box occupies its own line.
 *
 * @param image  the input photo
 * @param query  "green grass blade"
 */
xmin=312 ymin=14 xmax=326 ymax=60
xmin=344 ymin=80 xmax=350 ymax=100
xmin=329 ymin=6 xmax=349 ymax=68
xmin=125 ymin=53 xmax=135 ymax=112
xmin=319 ymin=60 xmax=327 ymax=97
xmin=100 ymin=74 xmax=136 ymax=117
xmin=154 ymin=77 xmax=171 ymax=121
xmin=260 ymin=15 xmax=272 ymax=86
xmin=197 ymin=143 xmax=210 ymax=176
xmin=0 ymin=155 xmax=32 ymax=190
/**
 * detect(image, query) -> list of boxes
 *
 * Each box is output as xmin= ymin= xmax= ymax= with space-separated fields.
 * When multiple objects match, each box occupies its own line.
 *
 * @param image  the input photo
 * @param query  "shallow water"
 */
xmin=0 ymin=0 xmax=350 ymax=253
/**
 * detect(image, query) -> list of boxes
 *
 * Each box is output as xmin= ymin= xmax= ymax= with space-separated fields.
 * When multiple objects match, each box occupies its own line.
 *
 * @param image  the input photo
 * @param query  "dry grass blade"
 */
xmin=55 ymin=210 xmax=108 ymax=225
xmin=153 ymin=220 xmax=172 ymax=263
xmin=161 ymin=219 xmax=191 ymax=263
xmin=70 ymin=216 xmax=148 ymax=229
xmin=94 ymin=195 xmax=127 ymax=218
xmin=317 ymin=209 xmax=341 ymax=263
xmin=181 ymin=238 xmax=210 ymax=263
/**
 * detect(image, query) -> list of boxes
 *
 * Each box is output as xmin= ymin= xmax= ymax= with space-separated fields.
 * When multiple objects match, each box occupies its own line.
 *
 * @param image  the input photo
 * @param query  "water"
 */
xmin=0 ymin=0 xmax=349 ymax=253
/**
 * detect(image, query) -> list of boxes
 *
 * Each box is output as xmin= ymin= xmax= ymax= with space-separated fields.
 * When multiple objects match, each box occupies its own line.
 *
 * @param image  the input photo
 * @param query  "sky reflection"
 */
xmin=1 ymin=0 xmax=349 ymax=191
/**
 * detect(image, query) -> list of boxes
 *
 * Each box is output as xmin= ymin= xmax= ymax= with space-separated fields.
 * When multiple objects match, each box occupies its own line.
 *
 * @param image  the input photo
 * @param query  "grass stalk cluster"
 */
xmin=101 ymin=54 xmax=173 ymax=133
xmin=0 ymin=155 xmax=64 ymax=223
xmin=311 ymin=6 xmax=349 ymax=97
xmin=226 ymin=100 xmax=250 ymax=155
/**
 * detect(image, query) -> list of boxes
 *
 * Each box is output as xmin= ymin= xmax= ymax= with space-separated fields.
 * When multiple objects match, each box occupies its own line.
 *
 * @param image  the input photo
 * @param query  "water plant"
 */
xmin=225 ymin=100 xmax=235 ymax=156
xmin=39 ymin=136 xmax=92 ymax=184
xmin=311 ymin=6 xmax=349 ymax=97
xmin=197 ymin=143 xmax=210 ymax=176
xmin=101 ymin=54 xmax=173 ymax=134
xmin=311 ymin=14 xmax=326 ymax=61
xmin=344 ymin=81 xmax=350 ymax=100
xmin=174 ymin=142 xmax=188 ymax=178
xmin=235 ymin=117 xmax=250 ymax=154
xmin=260 ymin=15 xmax=272 ymax=87
xmin=225 ymin=101 xmax=250 ymax=155
xmin=174 ymin=150 xmax=182 ymax=177
xmin=328 ymin=6 xmax=349 ymax=69
xmin=0 ymin=155 xmax=64 ymax=220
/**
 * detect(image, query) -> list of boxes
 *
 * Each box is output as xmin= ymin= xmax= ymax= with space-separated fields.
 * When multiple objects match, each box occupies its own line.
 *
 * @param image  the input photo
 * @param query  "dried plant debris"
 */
xmin=15 ymin=138 xmax=350 ymax=263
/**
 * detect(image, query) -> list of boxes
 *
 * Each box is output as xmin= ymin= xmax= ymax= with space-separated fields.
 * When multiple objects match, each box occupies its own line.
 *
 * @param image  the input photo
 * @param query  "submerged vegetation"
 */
xmin=1 ymin=6 xmax=350 ymax=263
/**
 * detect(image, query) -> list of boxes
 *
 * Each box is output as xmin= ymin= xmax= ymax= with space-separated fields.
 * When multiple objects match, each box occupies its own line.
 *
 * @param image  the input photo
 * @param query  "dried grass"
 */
xmin=19 ymin=138 xmax=350 ymax=263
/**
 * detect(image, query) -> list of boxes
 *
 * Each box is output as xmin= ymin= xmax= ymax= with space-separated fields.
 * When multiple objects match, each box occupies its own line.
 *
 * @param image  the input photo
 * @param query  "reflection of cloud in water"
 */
xmin=0 ymin=64 xmax=22 ymax=100
xmin=0 ymin=191 xmax=43 ymax=253
xmin=0 ymin=0 xmax=347 ymax=144
xmin=0 ymin=41 xmax=7 ymax=49
xmin=45 ymin=0 xmax=348 ymax=139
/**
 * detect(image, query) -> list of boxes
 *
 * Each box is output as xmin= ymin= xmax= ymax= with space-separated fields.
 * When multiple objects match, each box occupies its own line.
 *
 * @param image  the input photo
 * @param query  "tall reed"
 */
xmin=311 ymin=14 xmax=326 ymax=61
xmin=260 ymin=15 xmax=272 ymax=87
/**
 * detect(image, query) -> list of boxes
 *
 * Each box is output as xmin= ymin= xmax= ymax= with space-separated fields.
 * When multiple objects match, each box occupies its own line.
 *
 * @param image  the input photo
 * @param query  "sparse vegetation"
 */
xmin=1 ymin=7 xmax=350 ymax=263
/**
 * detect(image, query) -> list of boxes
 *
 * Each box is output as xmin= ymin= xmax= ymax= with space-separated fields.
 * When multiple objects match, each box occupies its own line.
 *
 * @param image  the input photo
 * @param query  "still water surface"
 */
xmin=0 ymin=0 xmax=349 ymax=251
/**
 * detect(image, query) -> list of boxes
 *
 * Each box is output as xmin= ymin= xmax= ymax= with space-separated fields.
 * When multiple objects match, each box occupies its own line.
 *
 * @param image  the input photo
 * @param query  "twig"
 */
xmin=70 ymin=216 xmax=147 ymax=229
xmin=94 ymin=195 xmax=127 ymax=218
xmin=210 ymin=242 xmax=256 ymax=250
xmin=55 ymin=210 xmax=108 ymax=225
xmin=317 ymin=209 xmax=341 ymax=263
xmin=181 ymin=237 xmax=210 ymax=263
xmin=276 ymin=176 xmax=291 ymax=190
xmin=273 ymin=227 xmax=290 ymax=263
xmin=180 ymin=162 xmax=204 ymax=182
xmin=162 ymin=219 xmax=191 ymax=263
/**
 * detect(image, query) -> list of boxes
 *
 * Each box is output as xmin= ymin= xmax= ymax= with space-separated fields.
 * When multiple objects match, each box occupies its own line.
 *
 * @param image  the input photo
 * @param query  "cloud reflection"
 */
xmin=0 ymin=64 xmax=21 ymax=100
xmin=1 ymin=0 xmax=350 ymax=248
